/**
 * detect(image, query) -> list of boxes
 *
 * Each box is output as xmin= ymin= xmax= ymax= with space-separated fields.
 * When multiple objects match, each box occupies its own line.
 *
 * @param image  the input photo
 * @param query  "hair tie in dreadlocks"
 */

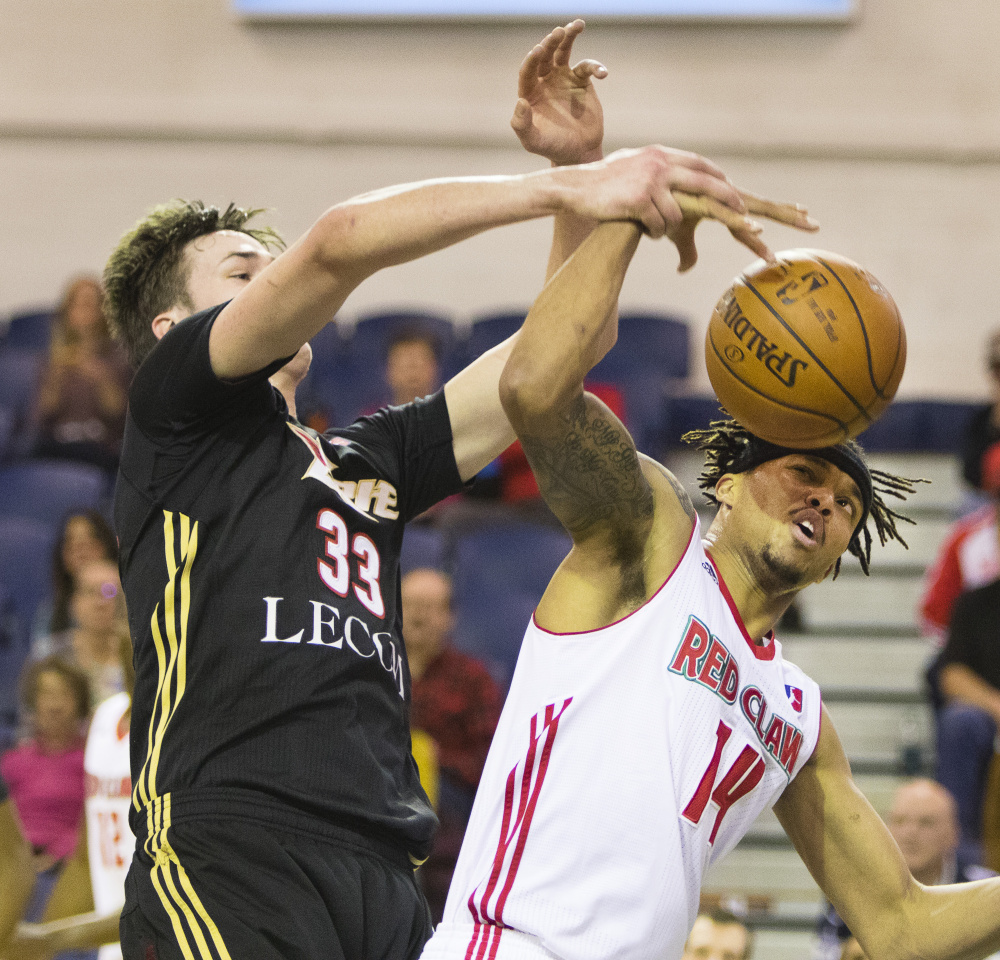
xmin=681 ymin=416 xmax=928 ymax=577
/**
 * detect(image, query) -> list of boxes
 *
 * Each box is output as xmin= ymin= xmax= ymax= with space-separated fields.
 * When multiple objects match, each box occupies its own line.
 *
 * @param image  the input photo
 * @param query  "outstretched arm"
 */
xmin=775 ymin=706 xmax=1000 ymax=960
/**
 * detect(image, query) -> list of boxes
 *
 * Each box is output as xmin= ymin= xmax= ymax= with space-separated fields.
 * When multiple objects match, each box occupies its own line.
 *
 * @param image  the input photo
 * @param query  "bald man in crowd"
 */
xmin=681 ymin=909 xmax=752 ymax=960
xmin=401 ymin=567 xmax=502 ymax=923
xmin=814 ymin=779 xmax=996 ymax=960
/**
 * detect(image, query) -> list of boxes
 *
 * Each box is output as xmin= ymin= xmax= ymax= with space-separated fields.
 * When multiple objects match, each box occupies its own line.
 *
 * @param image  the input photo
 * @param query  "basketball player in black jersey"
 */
xmin=103 ymin=21 xmax=814 ymax=960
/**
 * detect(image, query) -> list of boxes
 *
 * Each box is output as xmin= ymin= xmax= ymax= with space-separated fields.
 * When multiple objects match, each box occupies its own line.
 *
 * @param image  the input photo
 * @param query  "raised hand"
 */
xmin=511 ymin=19 xmax=607 ymax=167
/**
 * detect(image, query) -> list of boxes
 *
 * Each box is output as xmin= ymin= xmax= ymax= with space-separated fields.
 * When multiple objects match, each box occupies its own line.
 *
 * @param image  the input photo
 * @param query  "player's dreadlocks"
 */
xmin=682 ymin=417 xmax=927 ymax=577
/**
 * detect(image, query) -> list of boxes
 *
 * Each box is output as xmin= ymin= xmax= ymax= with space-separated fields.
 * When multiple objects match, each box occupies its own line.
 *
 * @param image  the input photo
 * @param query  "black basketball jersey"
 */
xmin=115 ymin=304 xmax=464 ymax=861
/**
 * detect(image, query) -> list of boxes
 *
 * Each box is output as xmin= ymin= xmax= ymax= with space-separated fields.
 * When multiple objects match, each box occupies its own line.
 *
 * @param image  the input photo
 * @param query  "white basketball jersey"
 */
xmin=84 ymin=692 xmax=132 ymax=960
xmin=422 ymin=523 xmax=821 ymax=960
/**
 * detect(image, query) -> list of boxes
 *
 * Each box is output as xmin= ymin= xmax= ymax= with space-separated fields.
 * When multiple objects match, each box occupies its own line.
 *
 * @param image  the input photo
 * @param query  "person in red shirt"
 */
xmin=401 ymin=567 xmax=502 ymax=923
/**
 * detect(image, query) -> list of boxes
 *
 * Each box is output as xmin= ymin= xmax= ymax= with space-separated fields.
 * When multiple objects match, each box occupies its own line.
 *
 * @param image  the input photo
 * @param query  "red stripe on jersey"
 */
xmin=471 ymin=698 xmax=573 ymax=926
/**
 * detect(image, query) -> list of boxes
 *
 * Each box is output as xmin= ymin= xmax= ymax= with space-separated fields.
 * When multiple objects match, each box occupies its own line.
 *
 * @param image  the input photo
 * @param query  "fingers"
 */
xmin=552 ymin=19 xmax=585 ymax=68
xmin=739 ymin=190 xmax=820 ymax=231
xmin=672 ymin=192 xmax=758 ymax=235
xmin=518 ymin=20 xmax=589 ymax=96
xmin=671 ymin=191 xmax=775 ymax=264
xmin=571 ymin=58 xmax=608 ymax=82
xmin=510 ymin=98 xmax=532 ymax=136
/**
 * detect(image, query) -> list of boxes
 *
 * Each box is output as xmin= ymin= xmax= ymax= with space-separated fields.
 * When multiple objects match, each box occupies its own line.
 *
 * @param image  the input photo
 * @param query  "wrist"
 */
xmin=550 ymin=149 xmax=603 ymax=168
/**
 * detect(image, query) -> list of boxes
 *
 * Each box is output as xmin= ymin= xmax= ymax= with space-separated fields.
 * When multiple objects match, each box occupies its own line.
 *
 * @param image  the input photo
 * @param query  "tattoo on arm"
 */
xmin=519 ymin=393 xmax=656 ymax=561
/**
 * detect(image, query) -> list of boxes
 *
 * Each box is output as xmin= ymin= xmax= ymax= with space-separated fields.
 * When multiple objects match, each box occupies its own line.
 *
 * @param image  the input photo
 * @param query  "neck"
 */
xmin=73 ymin=626 xmax=119 ymax=665
xmin=704 ymin=536 xmax=798 ymax=642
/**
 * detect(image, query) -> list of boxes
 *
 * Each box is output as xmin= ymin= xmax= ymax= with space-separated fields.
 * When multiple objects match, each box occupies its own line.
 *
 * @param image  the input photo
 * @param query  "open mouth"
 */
xmin=793 ymin=519 xmax=819 ymax=546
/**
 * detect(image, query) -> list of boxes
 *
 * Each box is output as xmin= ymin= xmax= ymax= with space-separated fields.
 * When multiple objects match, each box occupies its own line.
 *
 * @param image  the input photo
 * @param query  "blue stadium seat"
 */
xmin=466 ymin=311 xmax=525 ymax=361
xmin=662 ymin=395 xmax=728 ymax=447
xmin=351 ymin=309 xmax=465 ymax=380
xmin=451 ymin=521 xmax=571 ymax=690
xmin=0 ymin=349 xmax=44 ymax=414
xmin=0 ymin=516 xmax=57 ymax=645
xmin=3 ymin=309 xmax=53 ymax=351
xmin=589 ymin=311 xmax=691 ymax=459
xmin=592 ymin=310 xmax=690 ymax=382
xmin=0 ymin=460 xmax=108 ymax=525
xmin=401 ymin=525 xmax=451 ymax=576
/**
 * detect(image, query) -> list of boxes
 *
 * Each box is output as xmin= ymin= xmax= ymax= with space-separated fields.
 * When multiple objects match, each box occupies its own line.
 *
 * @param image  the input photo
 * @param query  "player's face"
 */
xmin=722 ymin=454 xmax=862 ymax=589
xmin=72 ymin=560 xmax=123 ymax=634
xmin=180 ymin=230 xmax=276 ymax=317
xmin=34 ymin=670 xmax=83 ymax=740
xmin=682 ymin=917 xmax=748 ymax=960
xmin=62 ymin=516 xmax=108 ymax=577
xmin=401 ymin=569 xmax=453 ymax=660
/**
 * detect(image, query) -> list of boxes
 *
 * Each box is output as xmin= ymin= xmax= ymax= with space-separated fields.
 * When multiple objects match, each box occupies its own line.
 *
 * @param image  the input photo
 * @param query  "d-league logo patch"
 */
xmin=785 ymin=684 xmax=803 ymax=713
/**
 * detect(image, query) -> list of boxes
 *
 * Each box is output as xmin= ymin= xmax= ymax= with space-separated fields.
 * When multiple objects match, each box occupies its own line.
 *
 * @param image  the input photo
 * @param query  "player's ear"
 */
xmin=151 ymin=306 xmax=184 ymax=341
xmin=715 ymin=474 xmax=737 ymax=508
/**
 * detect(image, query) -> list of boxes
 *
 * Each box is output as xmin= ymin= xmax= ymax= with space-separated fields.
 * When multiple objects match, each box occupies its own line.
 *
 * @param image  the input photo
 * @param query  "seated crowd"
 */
xmin=2 ymin=281 xmax=1000 ymax=960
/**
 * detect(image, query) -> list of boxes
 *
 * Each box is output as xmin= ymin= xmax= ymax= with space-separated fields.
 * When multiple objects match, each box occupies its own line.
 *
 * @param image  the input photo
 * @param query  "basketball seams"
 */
xmin=739 ymin=277 xmax=873 ymax=426
xmin=815 ymin=257 xmax=892 ymax=398
xmin=707 ymin=328 xmax=850 ymax=438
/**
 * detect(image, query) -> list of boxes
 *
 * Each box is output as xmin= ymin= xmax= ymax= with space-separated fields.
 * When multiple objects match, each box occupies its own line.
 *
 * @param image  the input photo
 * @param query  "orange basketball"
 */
xmin=704 ymin=249 xmax=906 ymax=448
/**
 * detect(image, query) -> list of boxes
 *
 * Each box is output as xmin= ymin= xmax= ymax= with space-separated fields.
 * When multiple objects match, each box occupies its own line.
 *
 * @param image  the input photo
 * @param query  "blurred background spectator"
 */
xmin=961 ymin=329 xmax=1000 ymax=504
xmin=935 ymin=581 xmax=1000 ymax=865
xmin=385 ymin=325 xmax=442 ymax=407
xmin=0 ymin=656 xmax=89 ymax=923
xmin=31 ymin=275 xmax=130 ymax=474
xmin=813 ymin=779 xmax=994 ymax=960
xmin=682 ymin=908 xmax=753 ymax=960
xmin=32 ymin=511 xmax=118 ymax=649
xmin=33 ymin=560 xmax=127 ymax=710
xmin=401 ymin=567 xmax=501 ymax=924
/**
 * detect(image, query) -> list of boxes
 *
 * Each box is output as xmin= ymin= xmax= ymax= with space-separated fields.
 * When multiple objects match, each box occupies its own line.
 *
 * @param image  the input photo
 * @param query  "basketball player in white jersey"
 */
xmin=8 ymin=634 xmax=133 ymax=959
xmin=422 ymin=213 xmax=1000 ymax=959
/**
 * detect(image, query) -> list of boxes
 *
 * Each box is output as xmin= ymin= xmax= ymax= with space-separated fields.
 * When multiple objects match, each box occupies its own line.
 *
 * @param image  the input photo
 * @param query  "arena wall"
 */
xmin=1 ymin=0 xmax=996 ymax=397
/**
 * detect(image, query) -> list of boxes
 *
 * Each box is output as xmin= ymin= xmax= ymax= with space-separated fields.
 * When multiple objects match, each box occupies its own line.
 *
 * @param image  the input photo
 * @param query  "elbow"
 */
xmin=499 ymin=360 xmax=573 ymax=436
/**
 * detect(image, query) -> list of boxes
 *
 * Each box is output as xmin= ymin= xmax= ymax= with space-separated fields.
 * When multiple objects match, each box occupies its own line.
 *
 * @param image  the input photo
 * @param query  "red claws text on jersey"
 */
xmin=669 ymin=616 xmax=804 ymax=777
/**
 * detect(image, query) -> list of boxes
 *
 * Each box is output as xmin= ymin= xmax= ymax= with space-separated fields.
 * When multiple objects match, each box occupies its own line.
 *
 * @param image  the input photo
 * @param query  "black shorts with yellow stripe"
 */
xmin=120 ymin=810 xmax=433 ymax=960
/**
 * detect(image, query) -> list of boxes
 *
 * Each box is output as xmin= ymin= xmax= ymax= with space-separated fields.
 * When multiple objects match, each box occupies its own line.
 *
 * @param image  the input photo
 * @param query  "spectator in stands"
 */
xmin=35 ymin=560 xmax=126 ymax=709
xmin=32 ymin=274 xmax=131 ymax=473
xmin=6 ymin=632 xmax=134 ymax=960
xmin=32 ymin=510 xmax=118 ymax=649
xmin=681 ymin=908 xmax=752 ymax=960
xmin=936 ymin=581 xmax=1000 ymax=864
xmin=400 ymin=567 xmax=502 ymax=923
xmin=385 ymin=325 xmax=442 ymax=407
xmin=919 ymin=443 xmax=1000 ymax=643
xmin=814 ymin=779 xmax=994 ymax=960
xmin=1 ymin=657 xmax=88 ymax=878
xmin=0 ymin=773 xmax=34 ymax=950
xmin=961 ymin=329 xmax=1000 ymax=498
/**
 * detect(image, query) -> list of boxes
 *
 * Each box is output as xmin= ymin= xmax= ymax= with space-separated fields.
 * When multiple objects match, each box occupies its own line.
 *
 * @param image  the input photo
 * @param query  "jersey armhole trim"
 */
xmin=531 ymin=515 xmax=699 ymax=638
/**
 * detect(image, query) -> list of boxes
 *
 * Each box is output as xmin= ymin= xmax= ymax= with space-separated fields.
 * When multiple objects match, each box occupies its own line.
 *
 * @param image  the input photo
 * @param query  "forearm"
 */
xmin=940 ymin=664 xmax=1000 ymax=723
xmin=501 ymin=220 xmax=641 ymax=426
xmin=894 ymin=880 xmax=1000 ymax=960
xmin=13 ymin=911 xmax=122 ymax=955
xmin=310 ymin=170 xmax=569 ymax=283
